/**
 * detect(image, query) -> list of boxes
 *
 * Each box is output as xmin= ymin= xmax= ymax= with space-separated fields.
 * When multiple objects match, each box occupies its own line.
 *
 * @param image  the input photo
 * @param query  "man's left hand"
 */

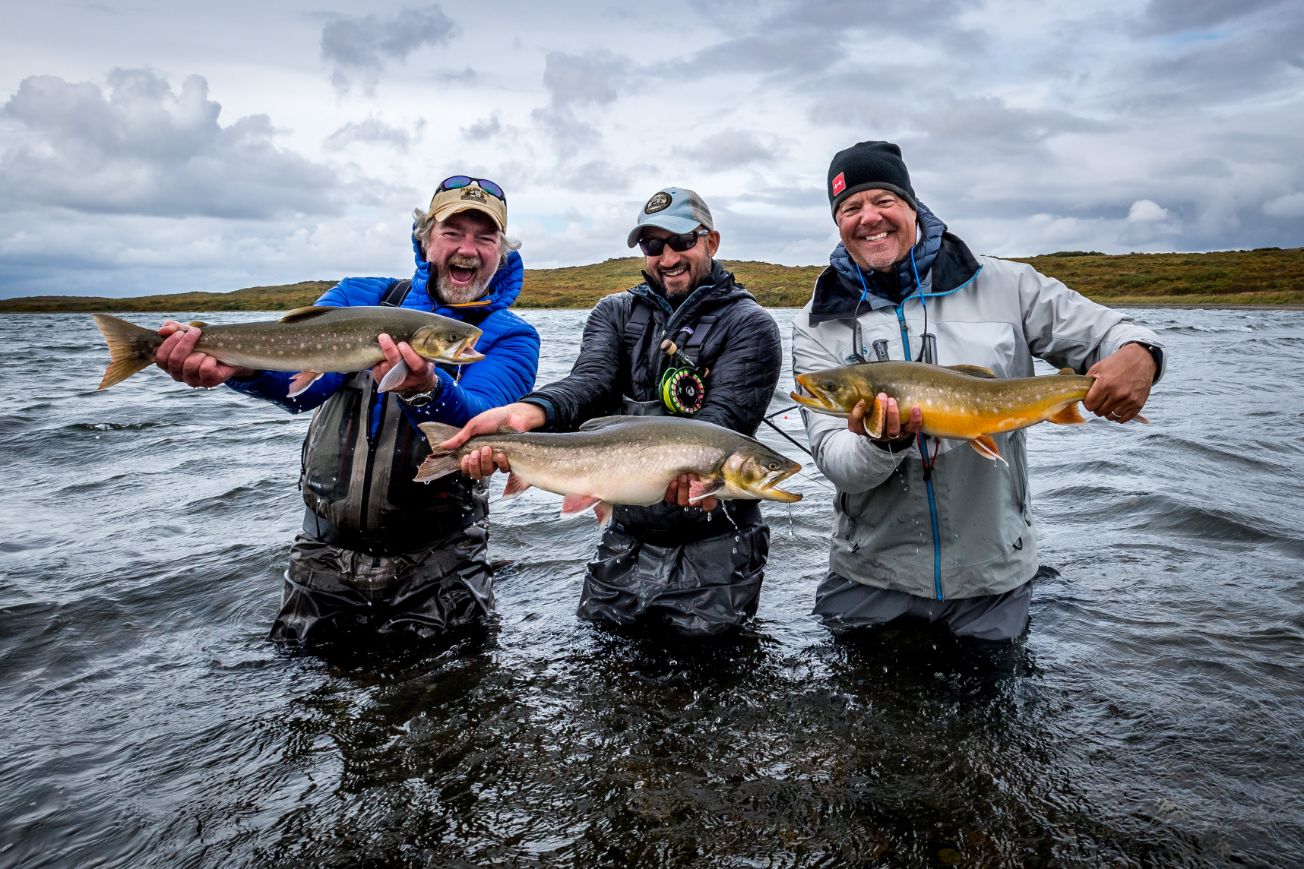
xmin=665 ymin=474 xmax=719 ymax=512
xmin=1084 ymin=343 xmax=1157 ymax=423
xmin=373 ymin=333 xmax=439 ymax=393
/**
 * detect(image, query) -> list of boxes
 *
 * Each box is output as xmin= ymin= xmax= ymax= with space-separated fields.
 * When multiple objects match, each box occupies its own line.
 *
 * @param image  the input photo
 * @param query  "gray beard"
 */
xmin=434 ymin=271 xmax=491 ymax=305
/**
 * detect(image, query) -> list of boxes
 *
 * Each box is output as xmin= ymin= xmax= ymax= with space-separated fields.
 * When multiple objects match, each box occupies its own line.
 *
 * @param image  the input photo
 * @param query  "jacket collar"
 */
xmin=810 ymin=203 xmax=980 ymax=325
xmin=408 ymin=227 xmax=524 ymax=320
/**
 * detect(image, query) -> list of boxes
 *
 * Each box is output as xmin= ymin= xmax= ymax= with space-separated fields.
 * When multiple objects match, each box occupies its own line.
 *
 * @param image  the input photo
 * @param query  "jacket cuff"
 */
xmin=521 ymin=395 xmax=558 ymax=431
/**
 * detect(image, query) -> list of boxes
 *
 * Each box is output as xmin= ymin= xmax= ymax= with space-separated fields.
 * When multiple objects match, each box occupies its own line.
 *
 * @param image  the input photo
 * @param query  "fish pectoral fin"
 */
xmin=864 ymin=397 xmax=887 ymax=439
xmin=1049 ymin=402 xmax=1086 ymax=425
xmin=946 ymin=364 xmax=998 ymax=378
xmin=561 ymin=494 xmax=601 ymax=515
xmin=969 ymin=435 xmax=1009 ymax=466
xmin=502 ymin=473 xmax=531 ymax=499
xmin=278 ymin=306 xmax=335 ymax=324
xmin=376 ymin=359 xmax=410 ymax=392
xmin=1132 ymin=413 xmax=1150 ymax=424
xmin=287 ymin=371 xmax=323 ymax=397
xmin=687 ymin=480 xmax=724 ymax=503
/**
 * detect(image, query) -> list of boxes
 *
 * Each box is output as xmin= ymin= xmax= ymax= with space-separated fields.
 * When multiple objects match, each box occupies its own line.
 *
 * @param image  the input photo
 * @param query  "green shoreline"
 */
xmin=2 ymin=248 xmax=1301 ymax=312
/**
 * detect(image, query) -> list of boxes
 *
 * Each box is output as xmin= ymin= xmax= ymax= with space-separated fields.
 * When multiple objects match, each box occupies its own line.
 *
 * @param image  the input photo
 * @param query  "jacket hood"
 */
xmin=409 ymin=228 xmax=525 ymax=317
xmin=810 ymin=202 xmax=981 ymax=325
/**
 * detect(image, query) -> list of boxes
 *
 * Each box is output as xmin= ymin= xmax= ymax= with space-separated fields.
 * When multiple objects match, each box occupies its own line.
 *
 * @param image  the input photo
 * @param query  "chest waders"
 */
xmin=298 ymin=279 xmax=486 ymax=555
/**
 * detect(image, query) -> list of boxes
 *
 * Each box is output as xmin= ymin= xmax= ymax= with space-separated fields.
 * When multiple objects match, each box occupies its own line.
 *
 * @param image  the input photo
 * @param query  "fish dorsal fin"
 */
xmin=187 ymin=320 xmax=210 ymax=328
xmin=1058 ymin=367 xmax=1076 ymax=376
xmin=946 ymin=364 xmax=998 ymax=378
xmin=578 ymin=416 xmax=632 ymax=432
xmin=279 ymin=306 xmax=336 ymax=324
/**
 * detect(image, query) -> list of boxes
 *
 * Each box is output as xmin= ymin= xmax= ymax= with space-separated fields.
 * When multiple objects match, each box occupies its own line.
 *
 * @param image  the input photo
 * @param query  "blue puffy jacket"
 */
xmin=229 ymin=235 xmax=539 ymax=433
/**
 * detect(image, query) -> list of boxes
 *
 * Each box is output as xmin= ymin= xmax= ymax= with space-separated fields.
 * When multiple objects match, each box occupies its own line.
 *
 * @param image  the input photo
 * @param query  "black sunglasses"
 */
xmin=638 ymin=229 xmax=709 ymax=256
xmin=438 ymin=175 xmax=506 ymax=202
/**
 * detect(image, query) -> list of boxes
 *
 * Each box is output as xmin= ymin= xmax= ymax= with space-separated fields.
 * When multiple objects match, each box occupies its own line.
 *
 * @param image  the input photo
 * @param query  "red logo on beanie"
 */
xmin=831 ymin=172 xmax=846 ymax=196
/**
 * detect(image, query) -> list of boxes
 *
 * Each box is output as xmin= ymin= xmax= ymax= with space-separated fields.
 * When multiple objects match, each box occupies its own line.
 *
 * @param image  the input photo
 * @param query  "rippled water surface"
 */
xmin=1 ymin=308 xmax=1302 ymax=867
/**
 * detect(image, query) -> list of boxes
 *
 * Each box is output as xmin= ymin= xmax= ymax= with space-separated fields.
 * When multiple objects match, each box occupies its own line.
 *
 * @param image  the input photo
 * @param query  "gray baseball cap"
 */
xmin=626 ymin=187 xmax=714 ymax=247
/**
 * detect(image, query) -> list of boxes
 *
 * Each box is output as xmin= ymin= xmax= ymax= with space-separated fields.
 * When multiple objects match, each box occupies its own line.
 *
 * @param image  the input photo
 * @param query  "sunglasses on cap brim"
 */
xmin=637 ymin=229 xmax=709 ymax=256
xmin=438 ymin=175 xmax=506 ymax=202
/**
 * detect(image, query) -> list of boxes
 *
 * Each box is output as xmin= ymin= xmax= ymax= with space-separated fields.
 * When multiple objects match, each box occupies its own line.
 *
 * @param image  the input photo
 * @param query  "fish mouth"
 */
xmin=757 ymin=463 xmax=803 ymax=503
xmin=789 ymin=376 xmax=843 ymax=416
xmin=450 ymin=337 xmax=485 ymax=364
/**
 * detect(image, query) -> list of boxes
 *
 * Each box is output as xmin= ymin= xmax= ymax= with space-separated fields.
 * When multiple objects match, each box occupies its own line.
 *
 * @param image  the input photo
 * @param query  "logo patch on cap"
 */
xmin=644 ymin=192 xmax=672 ymax=214
xmin=831 ymin=172 xmax=846 ymax=196
xmin=461 ymin=187 xmax=487 ymax=203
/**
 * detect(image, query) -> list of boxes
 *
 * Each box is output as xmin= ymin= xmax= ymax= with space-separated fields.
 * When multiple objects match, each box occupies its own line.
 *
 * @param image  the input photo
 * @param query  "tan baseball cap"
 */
xmin=425 ymin=178 xmax=507 ymax=232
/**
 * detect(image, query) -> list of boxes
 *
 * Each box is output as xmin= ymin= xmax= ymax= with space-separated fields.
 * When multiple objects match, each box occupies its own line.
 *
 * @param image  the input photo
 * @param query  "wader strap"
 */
xmin=622 ymin=301 xmax=653 ymax=355
xmin=677 ymin=314 xmax=718 ymax=367
xmin=382 ymin=279 xmax=413 ymax=307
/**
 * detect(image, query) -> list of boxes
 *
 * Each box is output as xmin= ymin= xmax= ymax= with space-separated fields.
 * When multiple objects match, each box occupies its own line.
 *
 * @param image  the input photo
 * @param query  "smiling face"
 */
xmin=640 ymin=226 xmax=720 ymax=298
xmin=425 ymin=210 xmax=504 ymax=305
xmin=836 ymin=188 xmax=918 ymax=272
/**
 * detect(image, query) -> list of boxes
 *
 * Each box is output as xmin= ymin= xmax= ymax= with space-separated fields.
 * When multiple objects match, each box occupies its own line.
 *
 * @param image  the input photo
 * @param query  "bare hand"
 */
xmin=444 ymin=402 xmax=547 ymax=478
xmin=459 ymin=444 xmax=511 ymax=481
xmin=155 ymin=321 xmax=253 ymax=388
xmin=1084 ymin=343 xmax=1157 ymax=423
xmin=373 ymin=333 xmax=438 ymax=394
xmin=848 ymin=394 xmax=923 ymax=441
xmin=665 ymin=473 xmax=719 ymax=512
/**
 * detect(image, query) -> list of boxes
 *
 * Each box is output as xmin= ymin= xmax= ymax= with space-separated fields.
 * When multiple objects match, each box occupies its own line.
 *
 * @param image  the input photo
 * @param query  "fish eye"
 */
xmin=767 ymin=461 xmax=779 ymax=471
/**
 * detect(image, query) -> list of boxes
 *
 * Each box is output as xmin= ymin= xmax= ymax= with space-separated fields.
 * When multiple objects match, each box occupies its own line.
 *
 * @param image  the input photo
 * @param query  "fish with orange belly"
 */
xmin=791 ymin=360 xmax=1145 ymax=464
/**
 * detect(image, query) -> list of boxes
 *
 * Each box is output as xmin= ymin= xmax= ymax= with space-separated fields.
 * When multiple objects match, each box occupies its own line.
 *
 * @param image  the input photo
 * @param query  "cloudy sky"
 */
xmin=1 ymin=0 xmax=1301 ymax=299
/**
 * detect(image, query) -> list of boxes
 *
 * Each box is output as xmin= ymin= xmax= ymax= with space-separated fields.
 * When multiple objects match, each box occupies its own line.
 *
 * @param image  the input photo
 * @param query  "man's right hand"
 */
xmin=155 ymin=321 xmax=255 ymax=388
xmin=442 ymin=402 xmax=546 ymax=480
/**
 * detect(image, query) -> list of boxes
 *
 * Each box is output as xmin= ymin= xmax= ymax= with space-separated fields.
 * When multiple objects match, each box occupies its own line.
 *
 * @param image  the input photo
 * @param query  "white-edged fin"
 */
xmin=865 ymin=397 xmax=886 ymax=439
xmin=502 ymin=472 xmax=531 ymax=499
xmin=969 ymin=434 xmax=1008 ymax=466
xmin=593 ymin=501 xmax=614 ymax=527
xmin=688 ymin=479 xmax=724 ymax=503
xmin=287 ymin=371 xmax=323 ymax=397
xmin=562 ymin=494 xmax=600 ymax=514
xmin=376 ymin=359 xmax=410 ymax=392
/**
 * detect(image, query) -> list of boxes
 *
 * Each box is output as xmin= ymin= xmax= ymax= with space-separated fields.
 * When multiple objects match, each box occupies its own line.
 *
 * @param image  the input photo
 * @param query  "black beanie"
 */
xmin=827 ymin=140 xmax=917 ymax=218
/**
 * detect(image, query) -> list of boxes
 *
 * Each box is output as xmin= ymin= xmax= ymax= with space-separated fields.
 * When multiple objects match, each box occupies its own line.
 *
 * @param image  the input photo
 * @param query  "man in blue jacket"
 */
xmin=155 ymin=176 xmax=540 ymax=646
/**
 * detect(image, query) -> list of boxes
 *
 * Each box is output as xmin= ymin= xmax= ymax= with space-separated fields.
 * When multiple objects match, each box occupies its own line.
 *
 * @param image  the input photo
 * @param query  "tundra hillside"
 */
xmin=2 ymin=248 xmax=1301 ymax=312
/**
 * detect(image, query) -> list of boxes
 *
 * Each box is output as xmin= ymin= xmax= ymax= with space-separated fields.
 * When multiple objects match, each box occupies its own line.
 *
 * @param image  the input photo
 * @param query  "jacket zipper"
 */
xmin=896 ymin=302 xmax=944 ymax=601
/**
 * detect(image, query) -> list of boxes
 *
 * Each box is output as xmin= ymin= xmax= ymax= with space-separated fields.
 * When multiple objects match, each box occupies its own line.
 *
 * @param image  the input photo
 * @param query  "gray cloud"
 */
xmin=325 ymin=116 xmax=420 ymax=151
xmin=675 ymin=130 xmax=780 ymax=172
xmin=321 ymin=5 xmax=457 ymax=94
xmin=1 ymin=68 xmax=341 ymax=220
xmin=1140 ymin=0 xmax=1289 ymax=34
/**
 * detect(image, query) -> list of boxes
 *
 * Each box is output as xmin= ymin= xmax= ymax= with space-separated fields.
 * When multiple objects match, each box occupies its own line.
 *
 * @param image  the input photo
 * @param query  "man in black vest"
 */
xmin=443 ymin=187 xmax=783 ymax=636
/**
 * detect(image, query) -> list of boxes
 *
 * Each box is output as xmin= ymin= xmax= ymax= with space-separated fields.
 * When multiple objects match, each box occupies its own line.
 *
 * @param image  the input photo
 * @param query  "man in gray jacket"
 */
xmin=793 ymin=141 xmax=1164 ymax=641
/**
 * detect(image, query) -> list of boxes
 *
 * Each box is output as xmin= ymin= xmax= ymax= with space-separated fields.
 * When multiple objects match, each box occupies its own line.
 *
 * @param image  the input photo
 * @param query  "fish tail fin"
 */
xmin=1049 ymin=401 xmax=1086 ymax=425
xmin=969 ymin=434 xmax=1008 ymax=465
xmin=414 ymin=454 xmax=460 ymax=483
xmin=413 ymin=421 xmax=463 ymax=482
xmin=92 ymin=313 xmax=158 ymax=389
